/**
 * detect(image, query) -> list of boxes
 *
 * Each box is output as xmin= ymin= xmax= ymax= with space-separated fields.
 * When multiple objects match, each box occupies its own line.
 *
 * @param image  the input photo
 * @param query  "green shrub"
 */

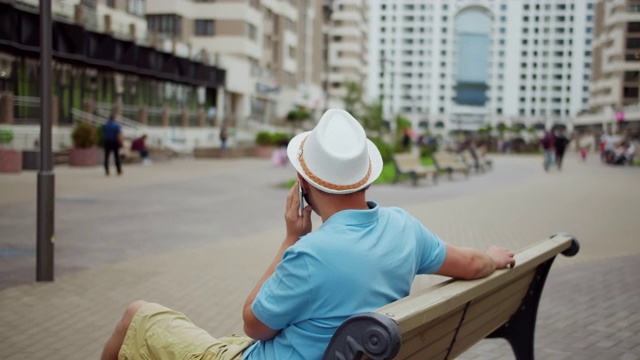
xmin=271 ymin=132 xmax=290 ymax=146
xmin=0 ymin=128 xmax=14 ymax=144
xmin=255 ymin=131 xmax=273 ymax=146
xmin=370 ymin=137 xmax=393 ymax=164
xmin=71 ymin=122 xmax=98 ymax=148
xmin=286 ymin=109 xmax=311 ymax=122
xmin=96 ymin=124 xmax=105 ymax=147
xmin=420 ymin=142 xmax=438 ymax=158
xmin=373 ymin=163 xmax=396 ymax=184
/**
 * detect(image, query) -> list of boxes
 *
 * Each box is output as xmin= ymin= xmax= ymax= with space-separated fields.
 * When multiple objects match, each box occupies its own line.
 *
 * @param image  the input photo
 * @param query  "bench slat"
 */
xmin=450 ymin=278 xmax=533 ymax=356
xmin=395 ymin=308 xmax=463 ymax=359
xmin=402 ymin=332 xmax=454 ymax=360
xmin=463 ymin=272 xmax=534 ymax=321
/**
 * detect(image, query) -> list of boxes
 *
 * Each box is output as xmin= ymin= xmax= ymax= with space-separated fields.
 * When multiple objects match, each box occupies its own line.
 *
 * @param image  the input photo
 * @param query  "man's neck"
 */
xmin=318 ymin=197 xmax=369 ymax=222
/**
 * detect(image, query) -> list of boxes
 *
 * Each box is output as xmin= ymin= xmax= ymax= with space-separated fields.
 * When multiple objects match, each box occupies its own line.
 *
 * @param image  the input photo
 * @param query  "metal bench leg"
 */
xmin=410 ymin=173 xmax=418 ymax=186
xmin=487 ymin=258 xmax=556 ymax=360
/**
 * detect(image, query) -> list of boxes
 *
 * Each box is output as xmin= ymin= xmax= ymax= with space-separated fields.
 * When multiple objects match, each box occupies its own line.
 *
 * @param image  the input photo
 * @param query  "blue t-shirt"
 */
xmin=102 ymin=120 xmax=121 ymax=142
xmin=243 ymin=202 xmax=446 ymax=360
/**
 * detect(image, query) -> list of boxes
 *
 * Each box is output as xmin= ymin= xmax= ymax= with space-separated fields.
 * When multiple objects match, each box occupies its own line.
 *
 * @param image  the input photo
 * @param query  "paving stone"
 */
xmin=0 ymin=154 xmax=638 ymax=359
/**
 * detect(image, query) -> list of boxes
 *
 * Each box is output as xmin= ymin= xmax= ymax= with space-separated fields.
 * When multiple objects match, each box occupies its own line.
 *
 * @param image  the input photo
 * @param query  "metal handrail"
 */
xmin=70 ymin=108 xmax=142 ymax=131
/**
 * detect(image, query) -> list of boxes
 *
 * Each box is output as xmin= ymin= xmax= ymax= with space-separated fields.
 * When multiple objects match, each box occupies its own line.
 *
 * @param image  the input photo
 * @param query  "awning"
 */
xmin=0 ymin=2 xmax=225 ymax=89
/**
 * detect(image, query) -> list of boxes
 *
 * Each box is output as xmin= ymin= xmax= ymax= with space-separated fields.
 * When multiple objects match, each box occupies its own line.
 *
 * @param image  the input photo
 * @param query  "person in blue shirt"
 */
xmin=101 ymin=109 xmax=515 ymax=360
xmin=103 ymin=114 xmax=123 ymax=176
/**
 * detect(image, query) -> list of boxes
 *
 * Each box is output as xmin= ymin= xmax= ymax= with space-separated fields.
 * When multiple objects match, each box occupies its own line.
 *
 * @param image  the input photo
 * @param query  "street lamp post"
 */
xmin=37 ymin=0 xmax=54 ymax=282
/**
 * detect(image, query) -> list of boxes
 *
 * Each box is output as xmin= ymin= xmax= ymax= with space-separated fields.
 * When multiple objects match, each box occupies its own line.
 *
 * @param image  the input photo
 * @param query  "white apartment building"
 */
xmin=368 ymin=0 xmax=595 ymax=132
xmin=146 ymin=0 xmax=326 ymax=128
xmin=325 ymin=0 xmax=369 ymax=110
xmin=575 ymin=0 xmax=640 ymax=132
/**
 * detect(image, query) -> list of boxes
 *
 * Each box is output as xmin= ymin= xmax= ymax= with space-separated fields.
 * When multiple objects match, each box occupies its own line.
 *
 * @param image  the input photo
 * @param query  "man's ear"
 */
xmin=297 ymin=174 xmax=309 ymax=191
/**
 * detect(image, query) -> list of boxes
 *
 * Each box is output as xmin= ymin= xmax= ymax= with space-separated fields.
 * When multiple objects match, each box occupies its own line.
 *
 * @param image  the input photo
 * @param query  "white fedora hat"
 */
xmin=287 ymin=109 xmax=383 ymax=194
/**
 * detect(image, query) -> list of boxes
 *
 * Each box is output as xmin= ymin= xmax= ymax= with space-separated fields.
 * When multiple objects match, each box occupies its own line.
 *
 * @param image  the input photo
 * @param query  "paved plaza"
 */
xmin=0 ymin=152 xmax=638 ymax=359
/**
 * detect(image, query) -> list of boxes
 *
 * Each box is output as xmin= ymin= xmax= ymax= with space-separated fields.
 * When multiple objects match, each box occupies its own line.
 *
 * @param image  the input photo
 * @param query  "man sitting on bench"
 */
xmin=101 ymin=109 xmax=515 ymax=360
xmin=131 ymin=134 xmax=151 ymax=165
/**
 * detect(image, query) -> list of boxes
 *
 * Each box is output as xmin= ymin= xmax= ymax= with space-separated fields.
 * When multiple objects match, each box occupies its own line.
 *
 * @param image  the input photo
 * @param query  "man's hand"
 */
xmin=284 ymin=181 xmax=312 ymax=243
xmin=242 ymin=182 xmax=313 ymax=340
xmin=437 ymin=244 xmax=516 ymax=280
xmin=486 ymin=246 xmax=516 ymax=269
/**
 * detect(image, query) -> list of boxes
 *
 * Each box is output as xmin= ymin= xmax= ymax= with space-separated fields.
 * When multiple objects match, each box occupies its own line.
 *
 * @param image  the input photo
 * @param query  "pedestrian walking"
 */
xmin=219 ymin=126 xmax=229 ymax=153
xmin=541 ymin=131 xmax=554 ymax=171
xmin=554 ymin=130 xmax=569 ymax=170
xmin=103 ymin=114 xmax=123 ymax=176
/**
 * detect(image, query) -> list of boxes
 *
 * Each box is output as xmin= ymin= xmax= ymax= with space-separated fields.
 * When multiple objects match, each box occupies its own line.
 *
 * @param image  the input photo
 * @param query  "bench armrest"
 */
xmin=322 ymin=312 xmax=401 ymax=360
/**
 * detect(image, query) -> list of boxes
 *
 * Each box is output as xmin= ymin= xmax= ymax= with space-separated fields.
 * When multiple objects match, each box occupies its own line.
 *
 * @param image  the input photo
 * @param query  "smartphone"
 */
xmin=298 ymin=181 xmax=305 ymax=215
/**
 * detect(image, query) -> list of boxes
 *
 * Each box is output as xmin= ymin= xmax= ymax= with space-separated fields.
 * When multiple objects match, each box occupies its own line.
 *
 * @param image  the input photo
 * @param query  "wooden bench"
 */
xmin=462 ymin=148 xmax=493 ymax=173
xmin=432 ymin=152 xmax=471 ymax=180
xmin=323 ymin=234 xmax=580 ymax=360
xmin=460 ymin=150 xmax=484 ymax=173
xmin=473 ymin=148 xmax=493 ymax=171
xmin=391 ymin=153 xmax=438 ymax=186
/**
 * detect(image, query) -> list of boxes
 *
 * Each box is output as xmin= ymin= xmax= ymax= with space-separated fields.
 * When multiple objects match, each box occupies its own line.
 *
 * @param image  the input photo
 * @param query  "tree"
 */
xmin=361 ymin=101 xmax=384 ymax=138
xmin=342 ymin=81 xmax=364 ymax=118
xmin=286 ymin=108 xmax=310 ymax=122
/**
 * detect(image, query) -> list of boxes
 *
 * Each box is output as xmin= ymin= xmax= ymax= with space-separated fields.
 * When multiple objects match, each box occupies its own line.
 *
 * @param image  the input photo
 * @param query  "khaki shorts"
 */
xmin=119 ymin=303 xmax=255 ymax=360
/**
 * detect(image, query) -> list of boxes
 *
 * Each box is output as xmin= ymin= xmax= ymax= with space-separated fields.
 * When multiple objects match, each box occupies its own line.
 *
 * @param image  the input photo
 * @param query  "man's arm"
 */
xmin=242 ymin=182 xmax=313 ymax=341
xmin=436 ymin=244 xmax=515 ymax=280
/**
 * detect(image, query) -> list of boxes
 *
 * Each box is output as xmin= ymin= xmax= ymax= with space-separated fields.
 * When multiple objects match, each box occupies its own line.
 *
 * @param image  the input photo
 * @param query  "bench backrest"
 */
xmin=393 ymin=153 xmax=422 ymax=170
xmin=323 ymin=235 xmax=579 ymax=360
xmin=432 ymin=152 xmax=460 ymax=166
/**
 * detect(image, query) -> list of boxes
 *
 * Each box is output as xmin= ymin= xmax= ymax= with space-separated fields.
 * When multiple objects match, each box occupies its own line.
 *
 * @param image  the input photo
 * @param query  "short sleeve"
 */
xmin=251 ymin=247 xmax=314 ymax=330
xmin=413 ymin=220 xmax=447 ymax=274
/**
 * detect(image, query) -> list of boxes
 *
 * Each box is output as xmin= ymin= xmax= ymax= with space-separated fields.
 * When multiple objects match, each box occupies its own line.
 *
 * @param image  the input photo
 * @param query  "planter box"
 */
xmin=254 ymin=145 xmax=275 ymax=159
xmin=69 ymin=147 xmax=99 ymax=167
xmin=0 ymin=149 xmax=22 ymax=173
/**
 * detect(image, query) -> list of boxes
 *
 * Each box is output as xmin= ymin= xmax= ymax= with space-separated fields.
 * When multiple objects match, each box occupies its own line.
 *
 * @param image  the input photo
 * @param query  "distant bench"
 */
xmin=391 ymin=153 xmax=438 ymax=186
xmin=432 ymin=152 xmax=470 ymax=179
xmin=323 ymin=234 xmax=580 ymax=360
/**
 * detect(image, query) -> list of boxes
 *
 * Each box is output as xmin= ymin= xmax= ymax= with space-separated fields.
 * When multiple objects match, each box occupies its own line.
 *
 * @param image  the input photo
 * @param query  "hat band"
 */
xmin=298 ymin=137 xmax=372 ymax=191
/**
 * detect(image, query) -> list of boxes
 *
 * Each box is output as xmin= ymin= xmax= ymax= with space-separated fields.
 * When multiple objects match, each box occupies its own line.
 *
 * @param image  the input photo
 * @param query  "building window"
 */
xmin=248 ymin=23 xmax=257 ymax=40
xmin=147 ymin=15 xmax=182 ymax=38
xmin=628 ymin=22 xmax=640 ymax=32
xmin=624 ymin=87 xmax=639 ymax=98
xmin=195 ymin=19 xmax=215 ymax=36
xmin=127 ymin=0 xmax=145 ymax=17
xmin=289 ymin=46 xmax=296 ymax=59
xmin=107 ymin=0 xmax=116 ymax=8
